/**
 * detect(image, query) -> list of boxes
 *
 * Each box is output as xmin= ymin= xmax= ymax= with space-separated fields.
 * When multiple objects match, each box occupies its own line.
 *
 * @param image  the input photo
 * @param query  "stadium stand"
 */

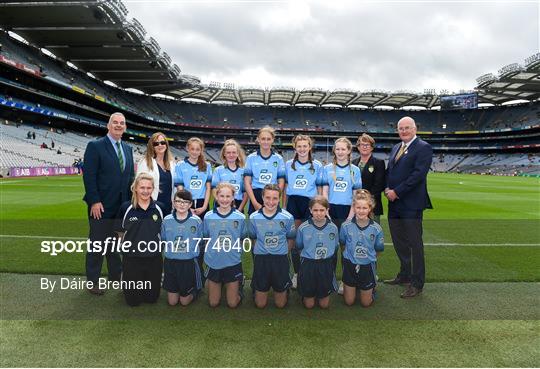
xmin=0 ymin=15 xmax=538 ymax=177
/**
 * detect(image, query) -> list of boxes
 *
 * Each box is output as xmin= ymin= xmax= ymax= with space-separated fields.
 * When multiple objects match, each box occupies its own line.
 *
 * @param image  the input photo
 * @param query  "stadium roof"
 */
xmin=0 ymin=0 xmax=199 ymax=93
xmin=0 ymin=1 xmax=538 ymax=108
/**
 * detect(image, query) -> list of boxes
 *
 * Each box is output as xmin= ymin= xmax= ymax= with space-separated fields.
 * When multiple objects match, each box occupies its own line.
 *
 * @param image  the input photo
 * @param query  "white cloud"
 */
xmin=124 ymin=0 xmax=539 ymax=93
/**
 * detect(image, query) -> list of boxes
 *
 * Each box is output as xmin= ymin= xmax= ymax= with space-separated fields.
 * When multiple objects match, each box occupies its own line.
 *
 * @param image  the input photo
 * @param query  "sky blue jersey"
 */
xmin=295 ymin=218 xmax=339 ymax=260
xmin=211 ymin=165 xmax=245 ymax=201
xmin=339 ymin=218 xmax=384 ymax=265
xmin=285 ymin=159 xmax=323 ymax=198
xmin=203 ymin=208 xmax=247 ymax=269
xmin=174 ymin=158 xmax=212 ymax=200
xmin=244 ymin=150 xmax=286 ymax=189
xmin=248 ymin=208 xmax=296 ymax=255
xmin=160 ymin=212 xmax=202 ymax=260
xmin=321 ymin=163 xmax=362 ymax=205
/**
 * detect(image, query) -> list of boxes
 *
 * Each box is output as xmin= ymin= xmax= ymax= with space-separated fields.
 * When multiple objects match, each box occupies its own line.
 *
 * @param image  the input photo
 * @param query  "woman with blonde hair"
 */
xmin=137 ymin=132 xmax=176 ymax=215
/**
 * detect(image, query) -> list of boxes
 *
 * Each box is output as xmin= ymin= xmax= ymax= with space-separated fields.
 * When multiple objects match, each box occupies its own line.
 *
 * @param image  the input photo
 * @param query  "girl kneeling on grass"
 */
xmin=249 ymin=184 xmax=296 ymax=309
xmin=161 ymin=190 xmax=203 ymax=306
xmin=203 ymin=183 xmax=247 ymax=308
xmin=295 ymin=196 xmax=339 ymax=309
xmin=339 ymin=190 xmax=384 ymax=307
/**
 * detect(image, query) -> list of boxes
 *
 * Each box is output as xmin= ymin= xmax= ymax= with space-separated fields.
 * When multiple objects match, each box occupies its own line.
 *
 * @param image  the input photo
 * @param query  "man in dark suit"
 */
xmin=384 ymin=116 xmax=432 ymax=298
xmin=83 ymin=112 xmax=134 ymax=295
xmin=352 ymin=133 xmax=386 ymax=224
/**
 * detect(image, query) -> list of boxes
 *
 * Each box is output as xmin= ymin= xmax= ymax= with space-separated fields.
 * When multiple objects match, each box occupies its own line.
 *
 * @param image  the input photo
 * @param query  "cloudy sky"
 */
xmin=124 ymin=0 xmax=538 ymax=93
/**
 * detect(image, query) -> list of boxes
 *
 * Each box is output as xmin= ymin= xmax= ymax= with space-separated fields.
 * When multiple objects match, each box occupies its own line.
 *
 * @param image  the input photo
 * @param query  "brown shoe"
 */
xmin=88 ymin=287 xmax=105 ymax=296
xmin=400 ymin=286 xmax=422 ymax=298
xmin=383 ymin=277 xmax=411 ymax=286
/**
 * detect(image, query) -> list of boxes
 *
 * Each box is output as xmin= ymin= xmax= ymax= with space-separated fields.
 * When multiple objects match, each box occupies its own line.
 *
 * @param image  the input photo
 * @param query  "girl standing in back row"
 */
xmin=175 ymin=137 xmax=213 ymax=275
xmin=212 ymin=139 xmax=248 ymax=212
xmin=244 ymin=126 xmax=286 ymax=214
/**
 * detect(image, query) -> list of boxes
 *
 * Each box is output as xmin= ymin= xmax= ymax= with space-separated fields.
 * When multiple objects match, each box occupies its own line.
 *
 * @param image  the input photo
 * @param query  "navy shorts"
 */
xmin=162 ymin=258 xmax=202 ymax=297
xmin=191 ymin=198 xmax=209 ymax=220
xmin=248 ymin=188 xmax=264 ymax=214
xmin=329 ymin=203 xmax=350 ymax=230
xmin=286 ymin=195 xmax=311 ymax=221
xmin=298 ymin=257 xmax=337 ymax=299
xmin=205 ymin=263 xmax=244 ymax=284
xmin=342 ymin=258 xmax=376 ymax=290
xmin=251 ymin=254 xmax=291 ymax=293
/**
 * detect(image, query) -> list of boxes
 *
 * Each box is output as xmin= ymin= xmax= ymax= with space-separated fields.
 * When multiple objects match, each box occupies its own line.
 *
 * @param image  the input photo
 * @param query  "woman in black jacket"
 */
xmin=352 ymin=134 xmax=386 ymax=224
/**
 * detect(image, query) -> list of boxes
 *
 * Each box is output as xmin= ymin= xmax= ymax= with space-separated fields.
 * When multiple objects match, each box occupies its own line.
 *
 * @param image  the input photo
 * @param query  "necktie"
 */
xmin=116 ymin=141 xmax=124 ymax=171
xmin=394 ymin=143 xmax=406 ymax=162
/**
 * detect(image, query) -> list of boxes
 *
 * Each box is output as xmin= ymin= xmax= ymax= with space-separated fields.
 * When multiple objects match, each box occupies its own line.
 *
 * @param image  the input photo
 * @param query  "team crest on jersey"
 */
xmin=329 ymin=233 xmax=335 ymax=240
xmin=273 ymin=161 xmax=278 ymax=167
xmin=191 ymin=226 xmax=197 ymax=233
xmin=368 ymin=165 xmax=374 ymax=173
xmin=279 ymin=221 xmax=285 ymax=228
xmin=233 ymin=221 xmax=239 ymax=228
xmin=152 ymin=214 xmax=158 ymax=222
xmin=309 ymin=168 xmax=315 ymax=175
xmin=370 ymin=234 xmax=375 ymax=242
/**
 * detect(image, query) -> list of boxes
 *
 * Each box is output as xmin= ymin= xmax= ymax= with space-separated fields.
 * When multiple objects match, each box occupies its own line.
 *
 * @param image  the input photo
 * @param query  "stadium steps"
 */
xmin=448 ymin=154 xmax=470 ymax=172
xmin=2 ymin=148 xmax=54 ymax=167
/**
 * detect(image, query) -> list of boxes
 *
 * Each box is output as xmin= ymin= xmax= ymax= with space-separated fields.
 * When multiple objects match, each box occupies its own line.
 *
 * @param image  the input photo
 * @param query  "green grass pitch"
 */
xmin=1 ymin=173 xmax=539 ymax=367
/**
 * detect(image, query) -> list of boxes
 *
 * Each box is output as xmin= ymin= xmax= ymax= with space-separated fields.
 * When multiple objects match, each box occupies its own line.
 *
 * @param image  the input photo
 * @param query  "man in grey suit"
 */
xmin=384 ymin=116 xmax=433 ymax=298
xmin=83 ymin=112 xmax=134 ymax=294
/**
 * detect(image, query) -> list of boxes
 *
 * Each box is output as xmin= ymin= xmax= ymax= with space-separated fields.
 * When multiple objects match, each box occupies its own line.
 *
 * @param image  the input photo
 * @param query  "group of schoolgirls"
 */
xmin=124 ymin=126 xmax=384 ymax=309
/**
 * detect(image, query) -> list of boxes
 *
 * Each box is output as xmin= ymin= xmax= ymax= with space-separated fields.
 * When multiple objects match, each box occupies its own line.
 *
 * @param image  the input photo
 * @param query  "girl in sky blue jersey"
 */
xmin=284 ymin=134 xmax=323 ymax=288
xmin=160 ymin=189 xmax=203 ymax=307
xmin=174 ymin=137 xmax=213 ymax=277
xmin=203 ymin=183 xmax=247 ymax=308
xmin=212 ymin=139 xmax=248 ymax=212
xmin=339 ymin=190 xmax=384 ymax=307
xmin=321 ymin=137 xmax=362 ymax=229
xmin=249 ymin=184 xmax=296 ymax=309
xmin=244 ymin=126 xmax=286 ymax=214
xmin=174 ymin=137 xmax=212 ymax=218
xmin=295 ymin=196 xmax=339 ymax=309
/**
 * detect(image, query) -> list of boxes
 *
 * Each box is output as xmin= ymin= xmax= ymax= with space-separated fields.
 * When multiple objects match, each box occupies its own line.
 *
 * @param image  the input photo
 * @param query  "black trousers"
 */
xmin=388 ymin=207 xmax=426 ymax=289
xmin=86 ymin=216 xmax=122 ymax=284
xmin=122 ymin=255 xmax=163 ymax=307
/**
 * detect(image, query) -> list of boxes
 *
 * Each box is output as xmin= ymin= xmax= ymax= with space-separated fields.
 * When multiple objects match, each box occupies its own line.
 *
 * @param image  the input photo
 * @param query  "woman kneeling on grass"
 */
xmin=203 ymin=183 xmax=247 ymax=308
xmin=295 ymin=196 xmax=339 ymax=309
xmin=115 ymin=173 xmax=164 ymax=307
xmin=339 ymin=190 xmax=384 ymax=307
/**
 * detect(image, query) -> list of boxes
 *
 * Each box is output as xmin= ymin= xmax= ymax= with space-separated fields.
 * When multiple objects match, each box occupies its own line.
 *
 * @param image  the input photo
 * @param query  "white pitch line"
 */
xmin=0 ymin=235 xmax=538 ymax=247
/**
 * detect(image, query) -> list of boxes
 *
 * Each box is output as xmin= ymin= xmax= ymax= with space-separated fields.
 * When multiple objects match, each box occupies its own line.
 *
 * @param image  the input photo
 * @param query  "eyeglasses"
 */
xmin=358 ymin=144 xmax=372 ymax=148
xmin=153 ymin=141 xmax=167 ymax=147
xmin=174 ymin=199 xmax=192 ymax=205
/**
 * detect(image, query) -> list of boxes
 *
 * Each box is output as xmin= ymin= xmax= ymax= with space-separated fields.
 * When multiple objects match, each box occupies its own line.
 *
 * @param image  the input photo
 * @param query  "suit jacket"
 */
xmin=386 ymin=138 xmax=433 ymax=212
xmin=83 ymin=136 xmax=134 ymax=219
xmin=352 ymin=155 xmax=386 ymax=215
